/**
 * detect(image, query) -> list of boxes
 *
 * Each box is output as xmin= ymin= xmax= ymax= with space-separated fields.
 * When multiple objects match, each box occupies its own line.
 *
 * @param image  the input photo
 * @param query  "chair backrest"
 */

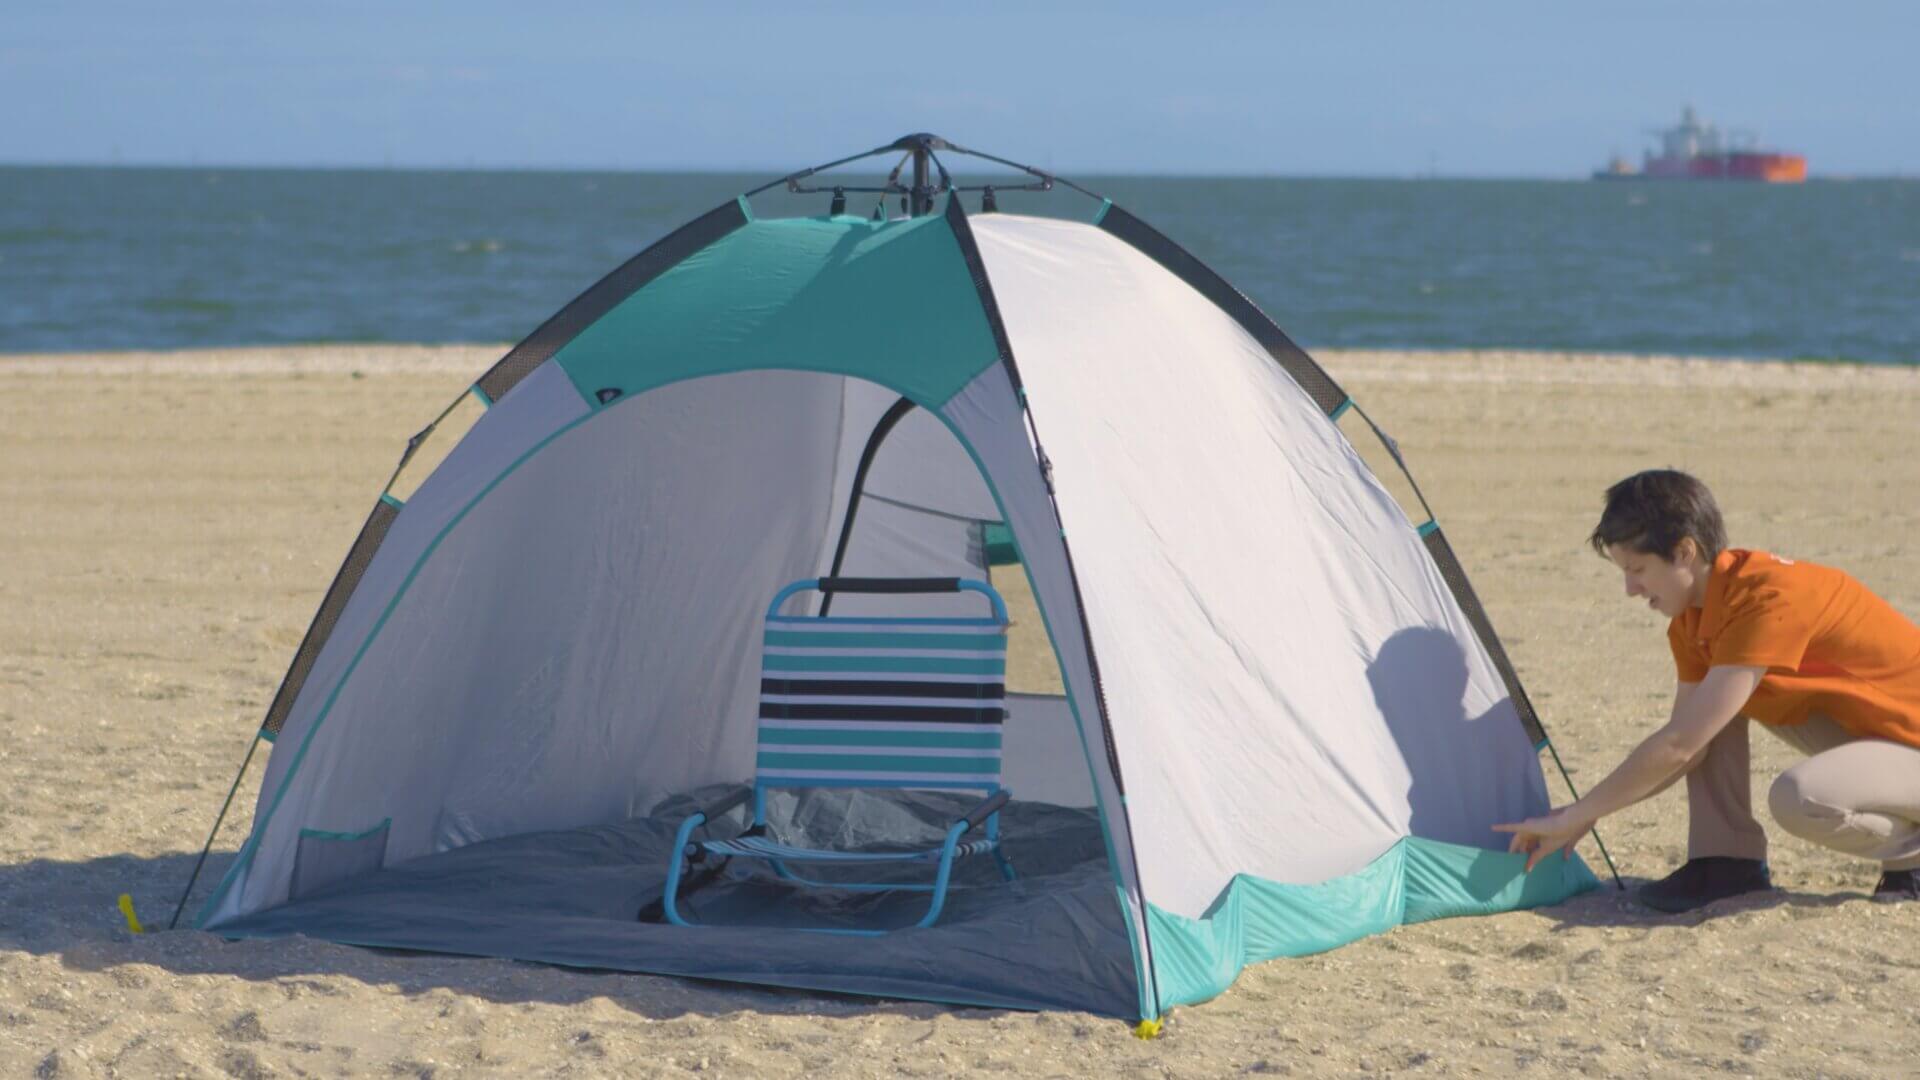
xmin=755 ymin=577 xmax=1008 ymax=802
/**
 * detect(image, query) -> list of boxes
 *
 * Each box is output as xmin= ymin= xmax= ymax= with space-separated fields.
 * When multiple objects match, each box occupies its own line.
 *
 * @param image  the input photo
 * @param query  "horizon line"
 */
xmin=3 ymin=158 xmax=1913 ymax=184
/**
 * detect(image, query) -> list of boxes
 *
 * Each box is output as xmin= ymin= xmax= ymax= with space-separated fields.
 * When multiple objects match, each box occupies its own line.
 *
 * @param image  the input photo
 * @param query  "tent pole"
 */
xmin=820 ymin=397 xmax=917 ymax=616
xmin=168 ymin=734 xmax=263 ymax=929
xmin=1541 ymin=737 xmax=1625 ymax=889
xmin=910 ymin=144 xmax=933 ymax=216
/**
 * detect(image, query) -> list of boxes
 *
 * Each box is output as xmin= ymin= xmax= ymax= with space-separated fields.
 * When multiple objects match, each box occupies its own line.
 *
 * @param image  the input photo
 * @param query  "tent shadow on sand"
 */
xmin=1519 ymin=877 xmax=1854 ymax=934
xmin=0 ymin=851 xmax=1001 ymax=1022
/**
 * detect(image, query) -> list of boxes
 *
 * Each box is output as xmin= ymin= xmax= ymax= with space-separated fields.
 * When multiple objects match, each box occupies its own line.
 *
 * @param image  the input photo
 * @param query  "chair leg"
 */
xmin=987 ymin=811 xmax=1015 ymax=882
xmin=662 ymin=817 xmax=1005 ymax=933
xmin=659 ymin=812 xmax=707 ymax=928
xmin=914 ymin=822 xmax=969 ymax=929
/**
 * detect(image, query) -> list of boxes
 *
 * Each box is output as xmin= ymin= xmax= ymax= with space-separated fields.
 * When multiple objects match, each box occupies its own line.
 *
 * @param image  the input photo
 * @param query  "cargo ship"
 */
xmin=1593 ymin=106 xmax=1807 ymax=182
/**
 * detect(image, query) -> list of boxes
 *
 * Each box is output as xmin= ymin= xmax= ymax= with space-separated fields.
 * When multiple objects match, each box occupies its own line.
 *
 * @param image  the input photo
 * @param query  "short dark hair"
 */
xmin=1590 ymin=469 xmax=1727 ymax=563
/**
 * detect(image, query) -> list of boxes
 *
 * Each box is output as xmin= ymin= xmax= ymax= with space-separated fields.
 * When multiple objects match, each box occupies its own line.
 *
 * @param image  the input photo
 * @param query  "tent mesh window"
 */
xmin=1421 ymin=527 xmax=1549 ymax=747
xmin=261 ymin=498 xmax=400 ymax=738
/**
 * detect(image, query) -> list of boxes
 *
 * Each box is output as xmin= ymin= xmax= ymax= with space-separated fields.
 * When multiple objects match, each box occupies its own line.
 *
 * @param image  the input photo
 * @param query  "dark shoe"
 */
xmin=1872 ymin=869 xmax=1920 ymax=902
xmin=1636 ymin=857 xmax=1773 ymax=913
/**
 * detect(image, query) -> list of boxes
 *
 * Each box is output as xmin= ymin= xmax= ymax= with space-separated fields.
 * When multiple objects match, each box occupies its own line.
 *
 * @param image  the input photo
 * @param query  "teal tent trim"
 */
xmin=552 ymin=214 xmax=1002 ymax=410
xmin=473 ymin=199 xmax=750 ymax=404
xmin=1145 ymin=839 xmax=1599 ymax=1011
xmin=297 ymin=818 xmax=392 ymax=843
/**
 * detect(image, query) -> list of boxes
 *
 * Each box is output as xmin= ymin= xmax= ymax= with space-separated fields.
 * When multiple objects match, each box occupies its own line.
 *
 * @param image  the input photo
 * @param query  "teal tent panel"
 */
xmin=982 ymin=522 xmax=1020 ymax=566
xmin=553 ymin=212 xmax=1001 ymax=409
xmin=1145 ymin=839 xmax=1599 ymax=1011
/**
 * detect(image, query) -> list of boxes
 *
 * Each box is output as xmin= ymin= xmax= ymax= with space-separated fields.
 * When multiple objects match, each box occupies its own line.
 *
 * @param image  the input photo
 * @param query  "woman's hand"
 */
xmin=1492 ymin=808 xmax=1592 ymax=872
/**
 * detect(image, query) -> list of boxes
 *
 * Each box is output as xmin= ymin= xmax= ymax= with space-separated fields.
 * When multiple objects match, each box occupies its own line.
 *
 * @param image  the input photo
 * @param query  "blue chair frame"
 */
xmin=660 ymin=576 xmax=1017 ymax=934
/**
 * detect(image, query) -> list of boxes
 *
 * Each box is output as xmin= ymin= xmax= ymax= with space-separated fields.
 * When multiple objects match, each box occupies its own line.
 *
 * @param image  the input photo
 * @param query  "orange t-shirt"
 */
xmin=1668 ymin=549 xmax=1920 ymax=748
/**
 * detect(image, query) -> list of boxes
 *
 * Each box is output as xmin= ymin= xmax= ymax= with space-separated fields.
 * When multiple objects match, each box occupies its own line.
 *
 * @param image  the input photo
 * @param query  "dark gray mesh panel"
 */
xmin=474 ymin=199 xmax=750 ymax=404
xmin=1097 ymin=205 xmax=1347 ymax=415
xmin=1421 ymin=527 xmax=1548 ymax=747
xmin=261 ymin=499 xmax=400 ymax=738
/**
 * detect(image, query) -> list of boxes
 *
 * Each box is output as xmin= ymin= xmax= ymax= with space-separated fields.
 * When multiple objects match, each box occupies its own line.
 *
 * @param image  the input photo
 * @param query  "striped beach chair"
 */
xmin=659 ymin=576 xmax=1016 ymax=933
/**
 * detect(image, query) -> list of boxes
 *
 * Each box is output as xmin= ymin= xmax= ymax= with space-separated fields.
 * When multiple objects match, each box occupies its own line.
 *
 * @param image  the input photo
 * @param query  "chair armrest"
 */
xmin=957 ymin=790 xmax=1012 ymax=833
xmin=819 ymin=576 xmax=962 ymax=594
xmin=690 ymin=787 xmax=752 ymax=826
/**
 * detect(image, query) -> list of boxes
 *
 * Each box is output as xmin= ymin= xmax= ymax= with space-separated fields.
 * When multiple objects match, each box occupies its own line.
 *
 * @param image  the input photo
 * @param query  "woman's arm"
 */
xmin=1494 ymin=665 xmax=1764 ymax=869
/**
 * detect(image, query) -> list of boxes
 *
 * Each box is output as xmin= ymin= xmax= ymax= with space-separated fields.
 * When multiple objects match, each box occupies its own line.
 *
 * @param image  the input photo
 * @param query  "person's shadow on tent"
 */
xmin=1364 ymin=625 xmax=1516 ymax=848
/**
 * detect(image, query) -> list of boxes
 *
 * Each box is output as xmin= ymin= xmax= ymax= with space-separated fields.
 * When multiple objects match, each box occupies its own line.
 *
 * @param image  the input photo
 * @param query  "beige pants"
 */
xmin=1684 ymin=715 xmax=1920 ymax=871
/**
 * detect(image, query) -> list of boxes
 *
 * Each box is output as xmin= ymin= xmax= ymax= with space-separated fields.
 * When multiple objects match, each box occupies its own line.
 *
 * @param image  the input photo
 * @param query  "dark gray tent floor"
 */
xmin=214 ymin=788 xmax=1139 ymax=1016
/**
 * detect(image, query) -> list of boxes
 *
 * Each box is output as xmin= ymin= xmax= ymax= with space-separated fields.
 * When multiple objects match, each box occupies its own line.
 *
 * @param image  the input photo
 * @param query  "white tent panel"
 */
xmin=223 ymin=371 xmax=848 ymax=916
xmin=970 ymin=214 xmax=1548 ymax=920
xmin=267 ymin=362 xmax=589 ymax=764
xmin=221 ymin=364 xmax=1120 ymax=923
xmin=1003 ymin=694 xmax=1097 ymax=808
xmin=825 ymin=498 xmax=985 ymax=589
xmin=861 ymin=404 xmax=1000 ymax=520
xmin=214 ymin=363 xmax=591 ymax=920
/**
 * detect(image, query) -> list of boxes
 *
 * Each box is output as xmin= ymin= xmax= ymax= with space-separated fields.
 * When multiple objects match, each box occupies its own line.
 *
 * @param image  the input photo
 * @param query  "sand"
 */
xmin=3 ymin=345 xmax=1918 ymax=1078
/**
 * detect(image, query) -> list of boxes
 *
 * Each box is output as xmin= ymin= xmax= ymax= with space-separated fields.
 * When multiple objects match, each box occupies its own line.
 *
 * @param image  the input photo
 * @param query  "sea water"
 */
xmin=2 ymin=166 xmax=1915 ymax=363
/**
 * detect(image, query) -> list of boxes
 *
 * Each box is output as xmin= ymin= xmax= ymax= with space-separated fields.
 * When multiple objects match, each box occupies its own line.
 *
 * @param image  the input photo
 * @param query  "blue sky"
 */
xmin=5 ymin=2 xmax=1914 ymax=177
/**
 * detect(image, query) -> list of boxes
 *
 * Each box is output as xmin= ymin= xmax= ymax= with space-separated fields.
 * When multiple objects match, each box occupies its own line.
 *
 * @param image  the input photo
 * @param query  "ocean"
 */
xmin=2 ymin=165 xmax=1916 ymax=363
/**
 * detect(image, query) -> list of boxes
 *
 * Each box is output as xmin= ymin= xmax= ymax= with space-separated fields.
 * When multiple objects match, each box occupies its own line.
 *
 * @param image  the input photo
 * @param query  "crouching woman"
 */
xmin=1498 ymin=469 xmax=1920 ymax=910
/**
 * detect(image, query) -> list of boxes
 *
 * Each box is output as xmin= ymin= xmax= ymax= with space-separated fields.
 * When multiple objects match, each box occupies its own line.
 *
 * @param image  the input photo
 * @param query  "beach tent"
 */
xmin=185 ymin=136 xmax=1598 ymax=1023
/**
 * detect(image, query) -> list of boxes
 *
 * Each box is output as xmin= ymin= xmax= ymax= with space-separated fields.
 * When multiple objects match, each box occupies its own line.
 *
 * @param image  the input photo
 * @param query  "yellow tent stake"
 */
xmin=1132 ymin=1017 xmax=1163 ymax=1040
xmin=118 ymin=894 xmax=144 ymax=934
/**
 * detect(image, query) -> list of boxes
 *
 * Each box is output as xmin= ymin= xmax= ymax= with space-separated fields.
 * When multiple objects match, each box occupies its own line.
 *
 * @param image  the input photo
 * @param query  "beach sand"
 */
xmin=3 ymin=345 xmax=1918 ymax=1078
